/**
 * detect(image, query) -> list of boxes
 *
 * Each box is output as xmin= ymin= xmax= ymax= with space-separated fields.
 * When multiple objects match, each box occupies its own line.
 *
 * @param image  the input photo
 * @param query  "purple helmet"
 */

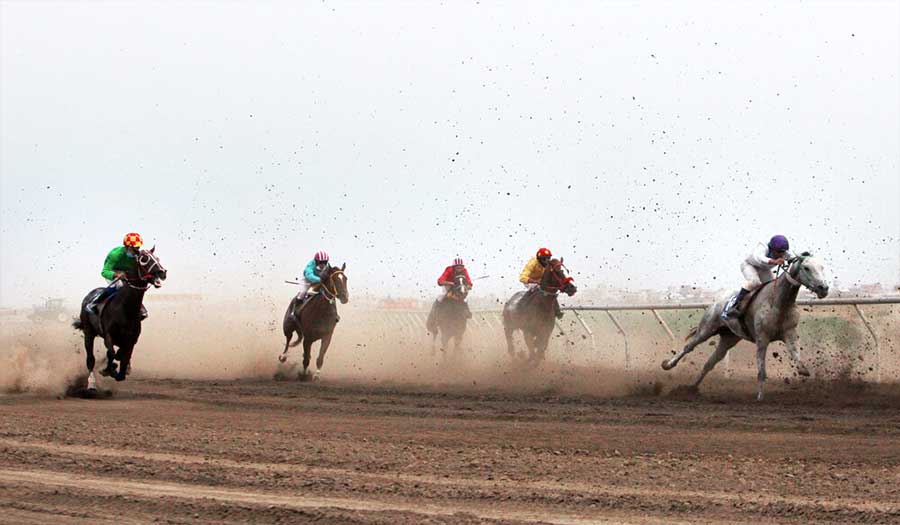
xmin=768 ymin=235 xmax=789 ymax=252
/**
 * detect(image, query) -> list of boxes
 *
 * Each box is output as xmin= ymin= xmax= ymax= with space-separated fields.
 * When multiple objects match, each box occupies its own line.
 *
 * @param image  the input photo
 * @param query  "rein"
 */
xmin=540 ymin=264 xmax=573 ymax=294
xmin=319 ymin=270 xmax=345 ymax=303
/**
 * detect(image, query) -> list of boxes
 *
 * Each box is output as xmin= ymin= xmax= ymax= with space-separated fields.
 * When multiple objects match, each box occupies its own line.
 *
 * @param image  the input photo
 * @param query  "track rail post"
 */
xmin=853 ymin=304 xmax=881 ymax=383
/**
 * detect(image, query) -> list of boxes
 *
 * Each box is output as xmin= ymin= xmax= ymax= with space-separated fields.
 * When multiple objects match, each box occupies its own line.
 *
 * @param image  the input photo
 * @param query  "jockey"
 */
xmin=519 ymin=247 xmax=563 ymax=319
xmin=295 ymin=251 xmax=331 ymax=303
xmin=87 ymin=232 xmax=147 ymax=319
xmin=435 ymin=257 xmax=473 ymax=318
xmin=722 ymin=235 xmax=794 ymax=319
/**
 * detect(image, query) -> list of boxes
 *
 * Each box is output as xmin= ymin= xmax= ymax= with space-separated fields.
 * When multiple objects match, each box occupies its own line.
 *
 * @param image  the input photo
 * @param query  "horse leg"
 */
xmin=662 ymin=322 xmax=718 ymax=370
xmin=431 ymin=329 xmax=439 ymax=355
xmin=692 ymin=333 xmax=740 ymax=389
xmin=783 ymin=330 xmax=810 ymax=377
xmin=99 ymin=335 xmax=117 ymax=377
xmin=756 ymin=339 xmax=770 ymax=401
xmin=313 ymin=334 xmax=333 ymax=380
xmin=503 ymin=324 xmax=517 ymax=359
xmin=83 ymin=329 xmax=98 ymax=390
xmin=114 ymin=345 xmax=134 ymax=382
xmin=301 ymin=338 xmax=314 ymax=379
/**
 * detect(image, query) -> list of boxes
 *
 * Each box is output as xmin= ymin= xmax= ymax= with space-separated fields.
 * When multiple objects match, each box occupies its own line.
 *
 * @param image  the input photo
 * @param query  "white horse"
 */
xmin=662 ymin=254 xmax=829 ymax=400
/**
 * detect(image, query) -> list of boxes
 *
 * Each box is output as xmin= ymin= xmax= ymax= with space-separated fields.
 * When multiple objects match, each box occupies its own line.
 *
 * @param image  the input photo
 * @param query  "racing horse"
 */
xmin=426 ymin=273 xmax=470 ymax=356
xmin=279 ymin=264 xmax=349 ymax=380
xmin=503 ymin=258 xmax=576 ymax=362
xmin=73 ymin=247 xmax=167 ymax=391
xmin=662 ymin=253 xmax=829 ymax=400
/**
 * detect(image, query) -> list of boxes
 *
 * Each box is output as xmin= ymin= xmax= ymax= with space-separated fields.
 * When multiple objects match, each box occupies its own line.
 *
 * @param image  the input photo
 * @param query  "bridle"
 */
xmin=539 ymin=264 xmax=574 ymax=295
xmin=447 ymin=274 xmax=468 ymax=301
xmin=319 ymin=269 xmax=346 ymax=303
xmin=122 ymin=251 xmax=164 ymax=290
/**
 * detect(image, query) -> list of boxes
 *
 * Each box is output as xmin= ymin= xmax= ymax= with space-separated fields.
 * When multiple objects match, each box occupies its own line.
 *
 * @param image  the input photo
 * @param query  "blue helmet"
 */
xmin=768 ymin=235 xmax=789 ymax=252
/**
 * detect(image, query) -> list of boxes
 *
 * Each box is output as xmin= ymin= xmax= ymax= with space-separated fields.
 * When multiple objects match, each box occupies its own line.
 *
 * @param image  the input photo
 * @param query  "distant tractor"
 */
xmin=29 ymin=298 xmax=69 ymax=323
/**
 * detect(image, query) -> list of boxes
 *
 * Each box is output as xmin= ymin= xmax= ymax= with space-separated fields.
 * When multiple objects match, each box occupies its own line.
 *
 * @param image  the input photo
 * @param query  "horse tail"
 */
xmin=684 ymin=325 xmax=699 ymax=341
xmin=72 ymin=318 xmax=83 ymax=331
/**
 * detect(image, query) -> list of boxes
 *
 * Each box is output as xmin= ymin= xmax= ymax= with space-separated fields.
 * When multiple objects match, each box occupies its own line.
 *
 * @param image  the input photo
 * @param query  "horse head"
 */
xmin=324 ymin=263 xmax=349 ymax=304
xmin=450 ymin=274 xmax=469 ymax=301
xmin=135 ymin=246 xmax=167 ymax=288
xmin=788 ymin=252 xmax=829 ymax=298
xmin=541 ymin=258 xmax=577 ymax=297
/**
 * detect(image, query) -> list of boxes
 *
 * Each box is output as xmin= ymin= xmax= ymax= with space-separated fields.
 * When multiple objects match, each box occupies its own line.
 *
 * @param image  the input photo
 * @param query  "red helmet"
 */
xmin=123 ymin=233 xmax=143 ymax=248
xmin=314 ymin=251 xmax=329 ymax=263
xmin=536 ymin=247 xmax=552 ymax=258
xmin=453 ymin=257 xmax=464 ymax=266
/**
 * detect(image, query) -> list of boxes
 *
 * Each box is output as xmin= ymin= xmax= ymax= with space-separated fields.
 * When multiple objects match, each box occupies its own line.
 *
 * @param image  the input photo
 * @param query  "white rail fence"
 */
xmin=370 ymin=297 xmax=899 ymax=382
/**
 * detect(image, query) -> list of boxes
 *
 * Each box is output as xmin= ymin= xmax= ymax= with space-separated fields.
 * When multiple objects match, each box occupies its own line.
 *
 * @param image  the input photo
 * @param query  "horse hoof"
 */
xmin=312 ymin=372 xmax=321 ymax=382
xmin=661 ymin=359 xmax=674 ymax=371
xmin=798 ymin=367 xmax=811 ymax=377
xmin=756 ymin=392 xmax=765 ymax=402
xmin=98 ymin=368 xmax=112 ymax=377
xmin=278 ymin=354 xmax=287 ymax=364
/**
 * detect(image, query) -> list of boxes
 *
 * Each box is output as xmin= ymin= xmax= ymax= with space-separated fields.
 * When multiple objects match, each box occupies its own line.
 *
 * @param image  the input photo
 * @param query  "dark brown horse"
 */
xmin=73 ymin=248 xmax=167 ymax=391
xmin=278 ymin=264 xmax=348 ymax=380
xmin=503 ymin=258 xmax=576 ymax=362
xmin=426 ymin=274 xmax=470 ymax=357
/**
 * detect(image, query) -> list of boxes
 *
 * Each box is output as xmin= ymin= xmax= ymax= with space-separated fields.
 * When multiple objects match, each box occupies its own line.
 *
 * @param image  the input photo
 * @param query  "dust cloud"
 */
xmin=2 ymin=296 xmax=896 ymax=400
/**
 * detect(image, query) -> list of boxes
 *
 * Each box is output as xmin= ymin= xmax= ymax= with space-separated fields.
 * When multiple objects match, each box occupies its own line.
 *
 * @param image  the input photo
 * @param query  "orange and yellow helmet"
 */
xmin=536 ymin=247 xmax=552 ymax=258
xmin=123 ymin=232 xmax=143 ymax=248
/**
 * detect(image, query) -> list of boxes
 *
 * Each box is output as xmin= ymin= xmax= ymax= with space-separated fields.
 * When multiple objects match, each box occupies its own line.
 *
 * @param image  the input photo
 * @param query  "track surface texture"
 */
xmin=1 ymin=378 xmax=899 ymax=524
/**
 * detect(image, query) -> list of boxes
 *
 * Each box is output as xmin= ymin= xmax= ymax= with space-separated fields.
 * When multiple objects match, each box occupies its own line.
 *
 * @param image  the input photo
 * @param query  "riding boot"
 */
xmin=140 ymin=304 xmax=148 ymax=320
xmin=86 ymin=288 xmax=111 ymax=315
xmin=724 ymin=288 xmax=750 ymax=318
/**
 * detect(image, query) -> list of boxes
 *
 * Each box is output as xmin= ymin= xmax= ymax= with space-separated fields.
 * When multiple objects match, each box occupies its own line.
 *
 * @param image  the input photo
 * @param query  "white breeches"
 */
xmin=295 ymin=279 xmax=315 ymax=300
xmin=741 ymin=261 xmax=774 ymax=291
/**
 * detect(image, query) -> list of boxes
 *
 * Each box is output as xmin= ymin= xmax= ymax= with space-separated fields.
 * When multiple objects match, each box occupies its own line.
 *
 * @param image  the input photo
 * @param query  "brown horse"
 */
xmin=278 ymin=264 xmax=349 ymax=380
xmin=502 ymin=258 xmax=576 ymax=362
xmin=426 ymin=273 xmax=470 ymax=357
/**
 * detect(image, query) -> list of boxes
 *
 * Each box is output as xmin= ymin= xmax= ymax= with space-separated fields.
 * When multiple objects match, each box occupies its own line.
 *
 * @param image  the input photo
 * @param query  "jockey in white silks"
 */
xmin=721 ymin=235 xmax=793 ymax=319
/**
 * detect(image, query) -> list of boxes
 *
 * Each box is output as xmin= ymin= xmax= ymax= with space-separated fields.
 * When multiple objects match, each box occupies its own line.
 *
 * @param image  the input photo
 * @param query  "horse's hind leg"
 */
xmin=313 ymin=334 xmax=333 ymax=380
xmin=82 ymin=329 xmax=98 ymax=390
xmin=693 ymin=333 xmax=740 ymax=389
xmin=662 ymin=321 xmax=719 ymax=370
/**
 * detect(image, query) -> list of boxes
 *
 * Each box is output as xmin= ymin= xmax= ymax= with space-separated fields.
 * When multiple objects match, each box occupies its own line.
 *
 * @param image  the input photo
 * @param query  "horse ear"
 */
xmin=801 ymin=251 xmax=811 ymax=257
xmin=149 ymin=245 xmax=156 ymax=254
xmin=559 ymin=257 xmax=564 ymax=265
xmin=341 ymin=262 xmax=346 ymax=271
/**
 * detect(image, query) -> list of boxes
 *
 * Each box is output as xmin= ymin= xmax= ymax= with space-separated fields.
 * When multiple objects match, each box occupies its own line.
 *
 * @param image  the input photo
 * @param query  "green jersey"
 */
xmin=101 ymin=246 xmax=137 ymax=281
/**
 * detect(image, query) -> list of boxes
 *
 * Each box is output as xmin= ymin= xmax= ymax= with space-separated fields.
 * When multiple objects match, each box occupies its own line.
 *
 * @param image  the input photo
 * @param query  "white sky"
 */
xmin=1 ymin=0 xmax=898 ymax=307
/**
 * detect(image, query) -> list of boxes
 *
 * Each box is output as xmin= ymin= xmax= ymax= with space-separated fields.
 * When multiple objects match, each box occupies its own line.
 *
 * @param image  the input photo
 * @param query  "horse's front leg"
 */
xmin=313 ymin=333 xmax=333 ymax=380
xmin=301 ymin=338 xmax=314 ymax=379
xmin=756 ymin=338 xmax=770 ymax=401
xmin=114 ymin=345 xmax=134 ymax=382
xmin=783 ymin=330 xmax=810 ymax=377
xmin=98 ymin=335 xmax=117 ymax=377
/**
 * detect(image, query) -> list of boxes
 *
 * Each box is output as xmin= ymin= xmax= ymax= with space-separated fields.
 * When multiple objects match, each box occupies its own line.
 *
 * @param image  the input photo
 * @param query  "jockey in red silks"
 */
xmin=435 ymin=257 xmax=473 ymax=318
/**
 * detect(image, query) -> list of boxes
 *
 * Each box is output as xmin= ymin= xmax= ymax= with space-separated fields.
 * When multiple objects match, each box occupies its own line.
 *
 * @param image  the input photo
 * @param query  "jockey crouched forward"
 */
xmin=86 ymin=233 xmax=148 ymax=320
xmin=520 ymin=247 xmax=563 ymax=319
xmin=294 ymin=251 xmax=339 ymax=321
xmin=721 ymin=235 xmax=793 ymax=319
xmin=435 ymin=257 xmax=474 ymax=318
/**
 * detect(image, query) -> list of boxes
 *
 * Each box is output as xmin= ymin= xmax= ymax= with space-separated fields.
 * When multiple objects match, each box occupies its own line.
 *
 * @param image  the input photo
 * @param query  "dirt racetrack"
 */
xmin=2 ymin=376 xmax=899 ymax=525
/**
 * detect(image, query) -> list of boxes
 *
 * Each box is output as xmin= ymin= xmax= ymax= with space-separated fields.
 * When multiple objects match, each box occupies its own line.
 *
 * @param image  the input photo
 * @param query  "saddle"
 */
xmin=738 ymin=280 xmax=774 ymax=311
xmin=724 ymin=280 xmax=775 ymax=341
